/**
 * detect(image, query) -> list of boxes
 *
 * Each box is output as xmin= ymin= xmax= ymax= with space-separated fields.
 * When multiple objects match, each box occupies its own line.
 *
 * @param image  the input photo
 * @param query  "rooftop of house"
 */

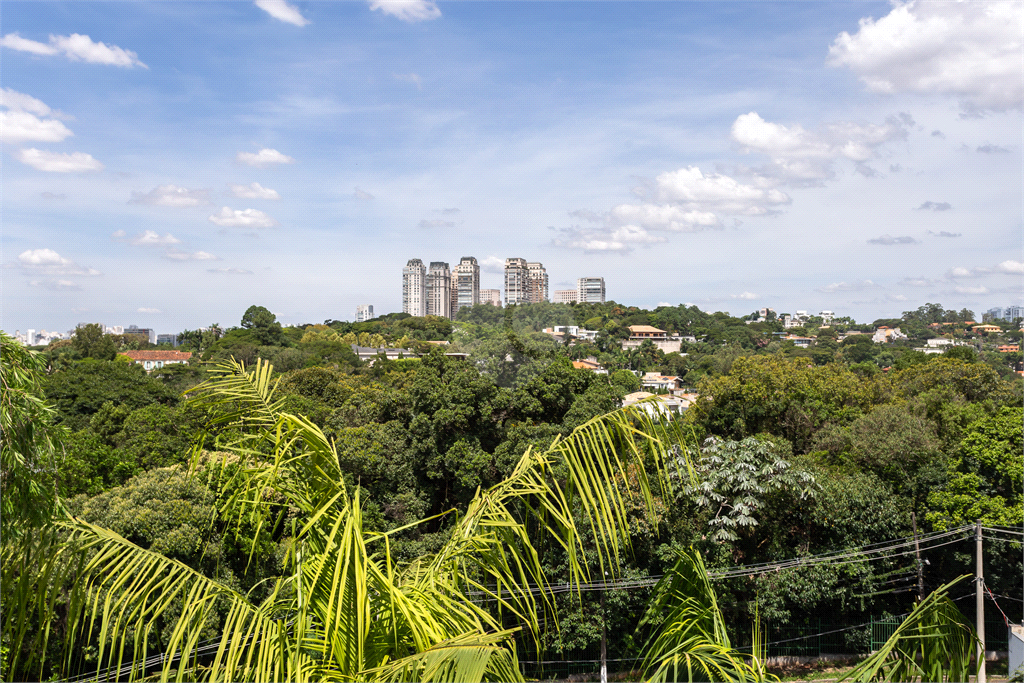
xmin=628 ymin=325 xmax=667 ymax=334
xmin=120 ymin=350 xmax=192 ymax=361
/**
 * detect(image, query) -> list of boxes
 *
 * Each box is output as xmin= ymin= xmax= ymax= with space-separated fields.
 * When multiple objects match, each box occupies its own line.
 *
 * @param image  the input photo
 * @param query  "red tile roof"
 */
xmin=120 ymin=350 xmax=192 ymax=361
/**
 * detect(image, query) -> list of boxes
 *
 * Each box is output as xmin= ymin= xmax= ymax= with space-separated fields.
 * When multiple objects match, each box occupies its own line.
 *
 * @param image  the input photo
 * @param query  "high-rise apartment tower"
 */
xmin=452 ymin=256 xmax=480 ymax=317
xmin=576 ymin=277 xmax=605 ymax=303
xmin=504 ymin=257 xmax=529 ymax=305
xmin=527 ymin=262 xmax=549 ymax=303
xmin=427 ymin=261 xmax=452 ymax=319
xmin=356 ymin=304 xmax=374 ymax=322
xmin=402 ymin=259 xmax=427 ymax=317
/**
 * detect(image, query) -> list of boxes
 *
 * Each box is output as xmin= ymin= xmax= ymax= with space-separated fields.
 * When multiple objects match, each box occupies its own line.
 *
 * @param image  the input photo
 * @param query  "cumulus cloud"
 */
xmin=130 ymin=184 xmax=211 ymax=207
xmin=230 ymin=182 xmax=280 ymax=200
xmin=817 ymin=279 xmax=880 ymax=293
xmin=165 ymin=249 xmax=219 ymax=261
xmin=899 ymin=276 xmax=941 ymax=287
xmin=29 ymin=279 xmax=81 ymax=291
xmin=208 ymin=207 xmax=279 ymax=228
xmin=931 ymin=130 xmax=945 ymax=138
xmin=15 ymin=248 xmax=100 ymax=276
xmin=236 ymin=148 xmax=295 ymax=167
xmin=730 ymin=112 xmax=907 ymax=185
xmin=731 ymin=292 xmax=758 ymax=300
xmin=208 ymin=267 xmax=254 ymax=275
xmin=927 ymin=230 xmax=961 ymax=238
xmin=1 ymin=32 xmax=146 ymax=68
xmin=368 ymin=0 xmax=441 ymax=22
xmin=480 ymin=256 xmax=505 ymax=273
xmin=418 ymin=219 xmax=456 ymax=229
xmin=917 ymin=201 xmax=952 ymax=211
xmin=828 ymin=1 xmax=1022 ymax=113
xmin=0 ymin=88 xmax=73 ymax=143
xmin=608 ymin=203 xmax=722 ymax=232
xmin=977 ymin=144 xmax=1011 ymax=153
xmin=125 ymin=230 xmax=181 ymax=246
xmin=868 ymin=235 xmax=919 ymax=245
xmin=552 ymin=224 xmax=666 ymax=253
xmin=353 ymin=187 xmax=374 ymax=200
xmin=393 ymin=72 xmax=422 ymax=89
xmin=15 ymin=148 xmax=103 ymax=173
xmin=955 ymin=285 xmax=989 ymax=295
xmin=254 ymin=0 xmax=310 ymax=26
xmin=653 ymin=165 xmax=791 ymax=214
xmin=996 ymin=260 xmax=1024 ymax=274
xmin=137 ymin=307 xmax=161 ymax=314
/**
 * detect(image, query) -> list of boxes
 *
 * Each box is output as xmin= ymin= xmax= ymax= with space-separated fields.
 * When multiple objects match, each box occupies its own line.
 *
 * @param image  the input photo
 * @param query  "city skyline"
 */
xmin=2 ymin=1 xmax=1021 ymax=333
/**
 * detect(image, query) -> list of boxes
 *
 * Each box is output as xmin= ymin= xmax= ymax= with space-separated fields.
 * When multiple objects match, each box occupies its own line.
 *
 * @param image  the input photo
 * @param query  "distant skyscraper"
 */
xmin=403 ymin=259 xmax=427 ymax=317
xmin=527 ymin=262 xmax=548 ymax=303
xmin=553 ymin=289 xmax=578 ymax=304
xmin=427 ymin=261 xmax=452 ymax=319
xmin=1006 ymin=305 xmax=1024 ymax=321
xmin=480 ymin=289 xmax=502 ymax=307
xmin=504 ymin=257 xmax=529 ymax=305
xmin=452 ymin=256 xmax=480 ymax=316
xmin=157 ymin=333 xmax=178 ymax=347
xmin=576 ymin=277 xmax=605 ymax=303
xmin=984 ymin=307 xmax=1004 ymax=322
xmin=356 ymin=304 xmax=374 ymax=322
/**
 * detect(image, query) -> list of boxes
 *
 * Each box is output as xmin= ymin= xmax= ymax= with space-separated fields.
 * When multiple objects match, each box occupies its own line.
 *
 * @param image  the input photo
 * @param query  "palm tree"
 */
xmin=7 ymin=357 xmax=762 ymax=682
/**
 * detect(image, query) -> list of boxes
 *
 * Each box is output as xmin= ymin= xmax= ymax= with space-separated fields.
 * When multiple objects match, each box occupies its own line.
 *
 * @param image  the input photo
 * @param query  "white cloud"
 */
xmin=977 ymin=144 xmax=1011 ymax=154
xmin=608 ymin=203 xmax=722 ymax=232
xmin=368 ymin=0 xmax=441 ymax=22
xmin=165 ymin=249 xmax=219 ymax=261
xmin=917 ymin=201 xmax=952 ymax=211
xmin=418 ymin=218 xmax=455 ymax=229
xmin=127 ymin=230 xmax=181 ymax=246
xmin=353 ymin=187 xmax=375 ymax=200
xmin=1 ymin=32 xmax=146 ymax=68
xmin=817 ymin=279 xmax=880 ymax=293
xmin=553 ymin=224 xmax=666 ymax=253
xmin=130 ymin=185 xmax=211 ymax=207
xmin=730 ymin=112 xmax=906 ymax=184
xmin=868 ymin=235 xmax=919 ymax=245
xmin=0 ymin=110 xmax=73 ymax=143
xmin=955 ymin=285 xmax=989 ymax=295
xmin=236 ymin=148 xmax=294 ymax=167
xmin=731 ymin=292 xmax=758 ymax=300
xmin=208 ymin=267 xmax=254 ymax=275
xmin=480 ymin=256 xmax=505 ymax=273
xmin=828 ymin=1 xmax=1022 ymax=113
xmin=996 ymin=260 xmax=1024 ymax=275
xmin=16 ymin=248 xmax=100 ymax=276
xmin=208 ymin=207 xmax=279 ymax=228
xmin=653 ymin=166 xmax=791 ymax=215
xmin=899 ymin=277 xmax=941 ymax=287
xmin=15 ymin=148 xmax=103 ymax=173
xmin=393 ymin=72 xmax=423 ymax=89
xmin=137 ymin=307 xmax=161 ymax=313
xmin=0 ymin=88 xmax=73 ymax=143
xmin=230 ymin=182 xmax=280 ymax=200
xmin=29 ymin=279 xmax=81 ymax=291
xmin=254 ymin=0 xmax=310 ymax=26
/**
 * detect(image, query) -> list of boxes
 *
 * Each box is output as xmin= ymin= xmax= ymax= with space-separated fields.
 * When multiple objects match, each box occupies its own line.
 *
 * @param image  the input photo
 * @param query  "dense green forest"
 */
xmin=4 ymin=300 xmax=1022 ymax=680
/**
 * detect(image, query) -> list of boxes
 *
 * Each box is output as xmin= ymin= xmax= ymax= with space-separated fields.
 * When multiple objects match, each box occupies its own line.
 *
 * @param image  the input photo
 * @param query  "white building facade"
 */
xmin=402 ymin=259 xmax=427 ymax=317
xmin=577 ymin=277 xmax=606 ymax=303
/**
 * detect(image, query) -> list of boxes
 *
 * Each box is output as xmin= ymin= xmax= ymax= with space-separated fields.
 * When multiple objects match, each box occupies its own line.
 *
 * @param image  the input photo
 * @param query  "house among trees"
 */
xmin=118 ymin=349 xmax=192 ymax=371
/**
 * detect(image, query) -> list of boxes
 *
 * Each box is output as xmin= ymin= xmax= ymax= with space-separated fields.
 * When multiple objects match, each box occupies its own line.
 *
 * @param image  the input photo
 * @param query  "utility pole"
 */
xmin=977 ymin=520 xmax=987 ymax=683
xmin=600 ymin=574 xmax=608 ymax=683
xmin=912 ymin=512 xmax=924 ymax=601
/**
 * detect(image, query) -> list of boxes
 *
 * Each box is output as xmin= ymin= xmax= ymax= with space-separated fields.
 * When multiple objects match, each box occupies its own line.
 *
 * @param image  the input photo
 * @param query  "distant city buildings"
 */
xmin=503 ymin=258 xmax=529 ymax=305
xmin=402 ymin=259 xmax=427 ymax=317
xmin=452 ymin=257 xmax=481 ymax=315
xmin=985 ymin=305 xmax=1024 ymax=322
xmin=576 ymin=277 xmax=606 ymax=303
xmin=526 ymin=262 xmax=548 ymax=303
xmin=553 ymin=289 xmax=578 ymax=304
xmin=426 ymin=261 xmax=452 ymax=318
xmin=126 ymin=325 xmax=157 ymax=345
xmin=480 ymin=289 xmax=502 ymax=307
xmin=356 ymin=305 xmax=374 ymax=322
xmin=156 ymin=333 xmax=178 ymax=347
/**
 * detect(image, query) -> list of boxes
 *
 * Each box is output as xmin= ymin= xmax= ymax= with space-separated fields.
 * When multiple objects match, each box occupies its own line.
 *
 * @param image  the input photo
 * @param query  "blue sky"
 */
xmin=3 ymin=0 xmax=1021 ymax=334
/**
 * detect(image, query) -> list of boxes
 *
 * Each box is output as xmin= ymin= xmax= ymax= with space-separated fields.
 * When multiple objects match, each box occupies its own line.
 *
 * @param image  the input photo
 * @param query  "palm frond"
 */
xmin=361 ymin=629 xmax=523 ymax=683
xmin=640 ymin=550 xmax=767 ymax=683
xmin=840 ymin=575 xmax=977 ymax=683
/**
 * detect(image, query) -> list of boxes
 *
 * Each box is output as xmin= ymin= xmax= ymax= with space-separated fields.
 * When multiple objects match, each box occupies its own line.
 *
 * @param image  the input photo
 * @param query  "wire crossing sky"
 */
xmin=2 ymin=0 xmax=1021 ymax=332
